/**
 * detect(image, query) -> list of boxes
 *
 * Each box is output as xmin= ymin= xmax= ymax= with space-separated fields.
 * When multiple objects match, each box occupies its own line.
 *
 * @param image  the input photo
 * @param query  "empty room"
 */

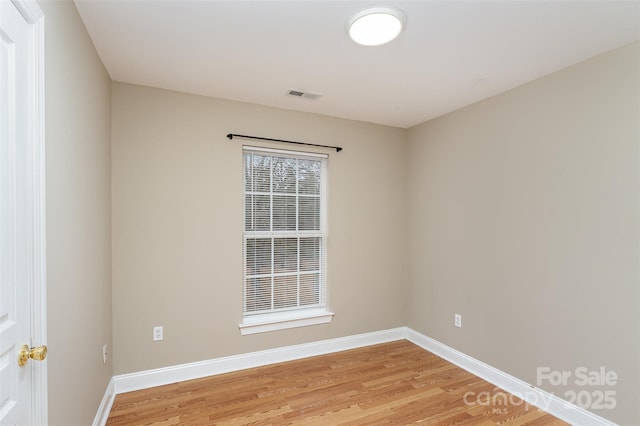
xmin=2 ymin=0 xmax=639 ymax=425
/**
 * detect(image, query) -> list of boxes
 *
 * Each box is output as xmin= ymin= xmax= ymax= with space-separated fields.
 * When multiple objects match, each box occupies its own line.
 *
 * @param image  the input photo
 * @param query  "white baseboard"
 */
xmin=113 ymin=327 xmax=405 ymax=394
xmin=404 ymin=328 xmax=617 ymax=426
xmin=92 ymin=378 xmax=115 ymax=426
xmin=94 ymin=327 xmax=618 ymax=426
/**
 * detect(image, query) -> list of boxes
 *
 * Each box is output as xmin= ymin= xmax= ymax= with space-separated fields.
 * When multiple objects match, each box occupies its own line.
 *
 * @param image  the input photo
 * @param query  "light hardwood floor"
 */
xmin=106 ymin=340 xmax=567 ymax=425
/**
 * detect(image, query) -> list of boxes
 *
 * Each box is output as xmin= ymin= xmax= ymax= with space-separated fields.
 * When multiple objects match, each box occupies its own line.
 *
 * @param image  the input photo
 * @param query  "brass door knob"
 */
xmin=18 ymin=344 xmax=47 ymax=367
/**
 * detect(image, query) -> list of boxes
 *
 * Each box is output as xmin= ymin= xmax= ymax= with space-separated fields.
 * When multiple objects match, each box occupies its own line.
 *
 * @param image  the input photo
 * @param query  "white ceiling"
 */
xmin=74 ymin=0 xmax=640 ymax=129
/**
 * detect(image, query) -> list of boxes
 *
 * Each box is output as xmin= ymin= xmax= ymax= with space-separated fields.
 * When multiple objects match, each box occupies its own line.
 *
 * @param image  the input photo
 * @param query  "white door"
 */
xmin=0 ymin=0 xmax=46 ymax=424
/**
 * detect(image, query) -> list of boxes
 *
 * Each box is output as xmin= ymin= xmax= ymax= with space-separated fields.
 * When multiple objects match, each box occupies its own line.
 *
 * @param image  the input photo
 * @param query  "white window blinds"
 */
xmin=243 ymin=147 xmax=327 ymax=316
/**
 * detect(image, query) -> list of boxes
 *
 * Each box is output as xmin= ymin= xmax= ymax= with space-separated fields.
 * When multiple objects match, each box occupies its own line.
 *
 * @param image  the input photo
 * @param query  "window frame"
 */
xmin=239 ymin=146 xmax=333 ymax=335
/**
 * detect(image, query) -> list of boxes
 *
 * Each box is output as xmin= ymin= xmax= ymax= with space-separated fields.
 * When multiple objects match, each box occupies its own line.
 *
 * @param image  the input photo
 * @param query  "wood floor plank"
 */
xmin=107 ymin=340 xmax=567 ymax=425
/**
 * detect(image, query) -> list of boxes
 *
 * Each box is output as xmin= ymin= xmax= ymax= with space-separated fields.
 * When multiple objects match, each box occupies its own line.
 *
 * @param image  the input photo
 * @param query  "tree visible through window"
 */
xmin=243 ymin=147 xmax=327 ymax=317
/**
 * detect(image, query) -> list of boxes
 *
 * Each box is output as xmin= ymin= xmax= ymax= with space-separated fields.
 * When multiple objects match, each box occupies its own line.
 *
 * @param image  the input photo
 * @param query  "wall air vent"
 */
xmin=287 ymin=89 xmax=322 ymax=100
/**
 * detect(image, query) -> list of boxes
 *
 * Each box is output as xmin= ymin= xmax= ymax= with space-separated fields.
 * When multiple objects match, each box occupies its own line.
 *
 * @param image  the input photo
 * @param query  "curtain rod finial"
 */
xmin=227 ymin=134 xmax=233 ymax=140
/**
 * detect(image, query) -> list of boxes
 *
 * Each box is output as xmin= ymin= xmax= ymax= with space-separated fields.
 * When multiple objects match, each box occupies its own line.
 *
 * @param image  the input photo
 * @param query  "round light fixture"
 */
xmin=348 ymin=7 xmax=405 ymax=46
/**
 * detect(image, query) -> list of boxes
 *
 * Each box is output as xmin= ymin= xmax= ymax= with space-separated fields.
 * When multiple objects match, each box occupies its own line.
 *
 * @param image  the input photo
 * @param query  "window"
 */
xmin=240 ymin=146 xmax=333 ymax=335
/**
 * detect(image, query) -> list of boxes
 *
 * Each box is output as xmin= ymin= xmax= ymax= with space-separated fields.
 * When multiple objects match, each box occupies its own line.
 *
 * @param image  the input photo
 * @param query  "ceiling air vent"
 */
xmin=287 ymin=89 xmax=322 ymax=100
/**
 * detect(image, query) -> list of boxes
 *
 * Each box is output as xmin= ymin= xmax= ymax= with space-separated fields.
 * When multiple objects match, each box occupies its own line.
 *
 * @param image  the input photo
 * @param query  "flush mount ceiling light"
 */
xmin=348 ymin=7 xmax=405 ymax=46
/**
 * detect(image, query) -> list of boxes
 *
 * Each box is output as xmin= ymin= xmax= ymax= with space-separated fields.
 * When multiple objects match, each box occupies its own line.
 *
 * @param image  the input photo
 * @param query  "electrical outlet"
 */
xmin=102 ymin=344 xmax=108 ymax=364
xmin=153 ymin=326 xmax=163 ymax=341
xmin=454 ymin=314 xmax=462 ymax=328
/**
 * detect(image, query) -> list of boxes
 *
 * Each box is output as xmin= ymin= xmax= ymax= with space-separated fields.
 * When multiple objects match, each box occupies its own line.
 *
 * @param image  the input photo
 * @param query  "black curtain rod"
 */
xmin=227 ymin=133 xmax=342 ymax=152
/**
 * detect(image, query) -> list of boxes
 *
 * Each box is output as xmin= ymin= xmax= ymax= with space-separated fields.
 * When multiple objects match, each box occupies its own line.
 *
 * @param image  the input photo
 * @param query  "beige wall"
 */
xmin=407 ymin=42 xmax=640 ymax=425
xmin=111 ymin=83 xmax=408 ymax=374
xmin=41 ymin=0 xmax=112 ymax=424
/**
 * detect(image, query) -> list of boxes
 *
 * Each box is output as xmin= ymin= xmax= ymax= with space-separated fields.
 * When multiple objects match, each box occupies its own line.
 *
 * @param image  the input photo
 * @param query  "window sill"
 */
xmin=239 ymin=309 xmax=334 ymax=335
